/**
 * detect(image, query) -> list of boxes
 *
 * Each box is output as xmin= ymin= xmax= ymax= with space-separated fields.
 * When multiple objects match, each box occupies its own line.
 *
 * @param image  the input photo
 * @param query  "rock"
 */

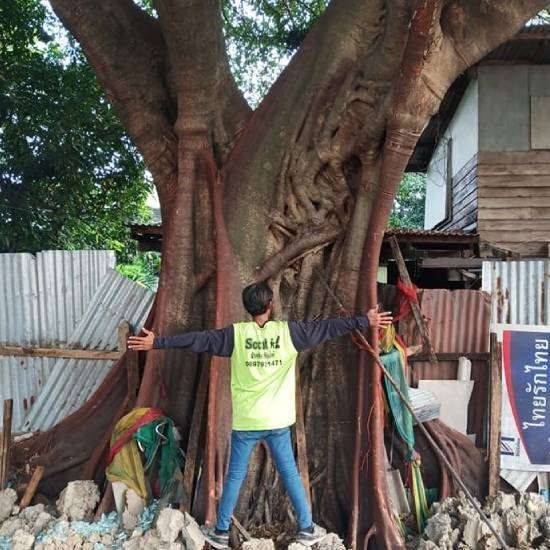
xmin=182 ymin=512 xmax=206 ymax=550
xmin=287 ymin=532 xmax=345 ymax=550
xmin=462 ymin=516 xmax=482 ymax=547
xmin=242 ymin=538 xmax=275 ymax=550
xmin=101 ymin=532 xmax=115 ymax=545
xmin=315 ymin=533 xmax=346 ymax=550
xmin=12 ymin=528 xmax=35 ymax=550
xmin=424 ymin=512 xmax=453 ymax=545
xmin=123 ymin=528 xmax=183 ymax=549
xmin=123 ymin=507 xmax=140 ymax=531
xmin=88 ymin=532 xmax=101 ymax=544
xmin=0 ymin=516 xmax=24 ymax=536
xmin=156 ymin=508 xmax=185 ymax=543
xmin=56 ymin=481 xmax=99 ymax=521
xmin=0 ymin=488 xmax=18 ymax=521
xmin=412 ymin=491 xmax=550 ymax=549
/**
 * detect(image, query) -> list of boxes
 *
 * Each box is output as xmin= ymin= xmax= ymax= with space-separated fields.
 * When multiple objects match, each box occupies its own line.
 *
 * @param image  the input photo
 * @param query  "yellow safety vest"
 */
xmin=231 ymin=321 xmax=298 ymax=430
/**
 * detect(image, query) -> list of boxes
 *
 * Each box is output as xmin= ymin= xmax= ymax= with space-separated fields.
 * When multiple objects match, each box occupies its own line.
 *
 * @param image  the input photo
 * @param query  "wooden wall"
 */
xmin=477 ymin=151 xmax=550 ymax=257
xmin=438 ymin=154 xmax=478 ymax=231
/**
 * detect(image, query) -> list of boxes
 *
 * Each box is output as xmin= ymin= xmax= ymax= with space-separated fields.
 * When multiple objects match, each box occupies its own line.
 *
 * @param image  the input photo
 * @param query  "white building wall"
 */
xmin=424 ymin=80 xmax=479 ymax=228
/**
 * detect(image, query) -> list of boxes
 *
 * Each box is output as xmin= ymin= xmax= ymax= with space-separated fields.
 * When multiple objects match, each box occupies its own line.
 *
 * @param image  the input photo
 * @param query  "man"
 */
xmin=128 ymin=281 xmax=392 ymax=548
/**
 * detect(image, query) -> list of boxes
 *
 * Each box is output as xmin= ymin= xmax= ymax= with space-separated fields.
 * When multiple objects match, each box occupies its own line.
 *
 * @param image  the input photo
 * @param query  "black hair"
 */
xmin=242 ymin=282 xmax=273 ymax=316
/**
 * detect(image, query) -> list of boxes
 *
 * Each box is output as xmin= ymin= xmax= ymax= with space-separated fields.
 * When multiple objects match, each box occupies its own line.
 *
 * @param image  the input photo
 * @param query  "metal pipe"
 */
xmin=314 ymin=267 xmax=509 ymax=550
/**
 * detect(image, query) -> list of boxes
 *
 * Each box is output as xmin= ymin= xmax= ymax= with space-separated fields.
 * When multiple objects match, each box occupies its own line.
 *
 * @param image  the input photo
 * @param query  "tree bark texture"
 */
xmin=23 ymin=0 xmax=547 ymax=547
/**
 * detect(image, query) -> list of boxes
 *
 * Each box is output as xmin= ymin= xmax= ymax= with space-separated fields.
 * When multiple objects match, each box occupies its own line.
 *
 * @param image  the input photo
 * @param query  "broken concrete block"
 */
xmin=0 ymin=487 xmax=18 ymax=521
xmin=462 ymin=516 xmax=481 ymax=547
xmin=12 ymin=528 xmax=35 ymax=550
xmin=242 ymin=538 xmax=275 ymax=550
xmin=315 ymin=533 xmax=346 ymax=550
xmin=0 ymin=514 xmax=24 ymax=536
xmin=182 ymin=512 xmax=206 ymax=550
xmin=123 ymin=507 xmax=139 ymax=531
xmin=156 ymin=508 xmax=185 ymax=543
xmin=540 ymin=514 xmax=550 ymax=539
xmin=56 ymin=480 xmax=99 ymax=521
xmin=423 ymin=512 xmax=453 ymax=545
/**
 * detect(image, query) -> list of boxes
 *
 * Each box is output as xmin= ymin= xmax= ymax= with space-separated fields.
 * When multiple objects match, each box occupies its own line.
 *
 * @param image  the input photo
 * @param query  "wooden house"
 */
xmin=411 ymin=25 xmax=550 ymax=258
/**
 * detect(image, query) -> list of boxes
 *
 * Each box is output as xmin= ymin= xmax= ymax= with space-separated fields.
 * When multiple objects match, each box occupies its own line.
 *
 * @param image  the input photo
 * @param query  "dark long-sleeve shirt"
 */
xmin=153 ymin=316 xmax=369 ymax=356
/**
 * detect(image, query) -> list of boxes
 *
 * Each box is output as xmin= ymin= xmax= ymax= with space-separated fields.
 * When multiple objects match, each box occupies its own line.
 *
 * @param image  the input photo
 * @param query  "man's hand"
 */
xmin=128 ymin=328 xmax=155 ymax=351
xmin=367 ymin=307 xmax=393 ymax=328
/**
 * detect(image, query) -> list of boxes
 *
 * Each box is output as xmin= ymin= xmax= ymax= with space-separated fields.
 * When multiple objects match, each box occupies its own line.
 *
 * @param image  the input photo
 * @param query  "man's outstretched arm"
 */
xmin=127 ymin=326 xmax=234 ymax=357
xmin=289 ymin=308 xmax=393 ymax=352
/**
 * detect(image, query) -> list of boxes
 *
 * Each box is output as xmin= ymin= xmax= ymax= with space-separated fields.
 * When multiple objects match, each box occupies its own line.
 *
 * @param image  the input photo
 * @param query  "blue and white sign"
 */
xmin=495 ymin=325 xmax=550 ymax=472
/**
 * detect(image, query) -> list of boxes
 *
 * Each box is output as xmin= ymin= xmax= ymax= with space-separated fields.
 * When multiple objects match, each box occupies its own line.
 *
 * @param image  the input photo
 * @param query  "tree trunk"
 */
xmin=19 ymin=0 xmax=548 ymax=547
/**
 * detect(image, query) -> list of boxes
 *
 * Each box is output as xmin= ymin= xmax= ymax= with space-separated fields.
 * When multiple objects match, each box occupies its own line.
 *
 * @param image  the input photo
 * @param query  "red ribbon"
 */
xmin=107 ymin=407 xmax=165 ymax=463
xmin=394 ymin=278 xmax=419 ymax=322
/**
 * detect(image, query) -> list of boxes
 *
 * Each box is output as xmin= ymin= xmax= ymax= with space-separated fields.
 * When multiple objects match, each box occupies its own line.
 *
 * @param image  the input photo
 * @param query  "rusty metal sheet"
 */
xmin=482 ymin=260 xmax=550 ymax=326
xmin=398 ymin=288 xmax=491 ymax=445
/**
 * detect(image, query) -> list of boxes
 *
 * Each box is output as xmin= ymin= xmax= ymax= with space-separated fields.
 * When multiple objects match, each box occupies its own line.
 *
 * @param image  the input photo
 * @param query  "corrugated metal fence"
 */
xmin=482 ymin=260 xmax=550 ymax=325
xmin=0 ymin=251 xmax=154 ymax=431
xmin=22 ymin=269 xmax=154 ymax=431
xmin=0 ymin=250 xmax=116 ymax=346
xmin=482 ymin=260 xmax=550 ymax=492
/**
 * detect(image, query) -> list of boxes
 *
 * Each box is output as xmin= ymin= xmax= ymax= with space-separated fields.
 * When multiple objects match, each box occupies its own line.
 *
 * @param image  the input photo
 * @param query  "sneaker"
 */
xmin=200 ymin=525 xmax=230 ymax=549
xmin=297 ymin=523 xmax=327 ymax=546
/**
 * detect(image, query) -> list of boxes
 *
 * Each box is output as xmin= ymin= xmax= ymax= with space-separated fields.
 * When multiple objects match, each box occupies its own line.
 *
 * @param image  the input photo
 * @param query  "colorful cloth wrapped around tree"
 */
xmin=379 ymin=325 xmax=429 ymax=533
xmin=106 ymin=407 xmax=184 ymax=501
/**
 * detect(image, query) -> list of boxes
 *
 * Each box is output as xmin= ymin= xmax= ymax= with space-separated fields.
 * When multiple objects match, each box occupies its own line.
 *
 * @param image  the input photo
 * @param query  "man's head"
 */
xmin=242 ymin=282 xmax=273 ymax=317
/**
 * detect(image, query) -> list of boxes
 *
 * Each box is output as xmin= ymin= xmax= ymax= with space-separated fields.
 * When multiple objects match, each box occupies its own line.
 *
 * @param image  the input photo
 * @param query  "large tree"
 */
xmin=26 ymin=1 xmax=546 ymax=548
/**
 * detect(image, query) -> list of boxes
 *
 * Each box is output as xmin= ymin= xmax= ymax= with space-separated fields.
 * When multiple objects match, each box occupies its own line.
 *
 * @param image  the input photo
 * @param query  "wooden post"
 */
xmin=389 ymin=236 xmax=438 ymax=364
xmin=488 ymin=333 xmax=502 ymax=497
xmin=117 ymin=320 xmax=130 ymax=353
xmin=180 ymin=363 xmax=209 ymax=513
xmin=0 ymin=399 xmax=13 ymax=489
xmin=295 ymin=366 xmax=311 ymax=505
xmin=20 ymin=466 xmax=45 ymax=508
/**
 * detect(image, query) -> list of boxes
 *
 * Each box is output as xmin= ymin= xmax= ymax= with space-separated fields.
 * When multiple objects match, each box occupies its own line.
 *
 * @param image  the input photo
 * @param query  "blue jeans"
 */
xmin=215 ymin=427 xmax=312 ymax=531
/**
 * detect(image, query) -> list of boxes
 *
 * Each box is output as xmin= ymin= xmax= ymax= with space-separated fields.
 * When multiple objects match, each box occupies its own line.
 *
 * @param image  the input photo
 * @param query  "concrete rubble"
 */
xmin=411 ymin=491 xmax=550 ymax=549
xmin=0 ymin=482 xmax=348 ymax=550
xmin=56 ymin=481 xmax=99 ymax=522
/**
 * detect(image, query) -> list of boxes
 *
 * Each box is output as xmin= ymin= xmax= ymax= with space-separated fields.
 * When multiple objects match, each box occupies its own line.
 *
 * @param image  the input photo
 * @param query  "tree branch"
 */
xmin=49 ymin=0 xmax=178 ymax=186
xmin=153 ymin=0 xmax=251 ymax=161
xmin=222 ymin=0 xmax=413 ymax=266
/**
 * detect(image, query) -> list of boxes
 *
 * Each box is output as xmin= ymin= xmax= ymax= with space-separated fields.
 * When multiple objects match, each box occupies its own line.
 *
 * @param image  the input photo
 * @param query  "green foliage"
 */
xmin=388 ymin=173 xmax=426 ymax=229
xmin=0 ymin=0 xmax=150 ymax=261
xmin=222 ymin=0 xmax=328 ymax=104
xmin=116 ymin=252 xmax=161 ymax=290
